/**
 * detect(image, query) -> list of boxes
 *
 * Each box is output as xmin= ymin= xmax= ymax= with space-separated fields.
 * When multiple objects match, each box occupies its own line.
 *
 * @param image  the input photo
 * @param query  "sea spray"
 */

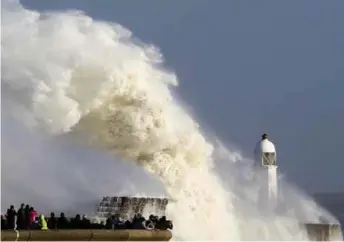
xmin=1 ymin=98 xmax=166 ymax=214
xmin=2 ymin=1 xmax=238 ymax=239
xmin=2 ymin=0 xmax=338 ymax=240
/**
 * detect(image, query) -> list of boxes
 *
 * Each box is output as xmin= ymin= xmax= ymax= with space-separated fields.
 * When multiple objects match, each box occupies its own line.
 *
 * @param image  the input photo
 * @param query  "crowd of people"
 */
xmin=1 ymin=204 xmax=173 ymax=231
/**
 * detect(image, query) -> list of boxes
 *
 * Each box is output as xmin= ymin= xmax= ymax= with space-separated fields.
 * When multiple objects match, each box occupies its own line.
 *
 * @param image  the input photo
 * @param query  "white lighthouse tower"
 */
xmin=255 ymin=133 xmax=278 ymax=205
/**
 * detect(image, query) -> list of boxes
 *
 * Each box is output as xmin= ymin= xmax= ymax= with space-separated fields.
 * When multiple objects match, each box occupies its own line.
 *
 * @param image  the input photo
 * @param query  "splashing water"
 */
xmin=2 ymin=0 xmax=338 ymax=240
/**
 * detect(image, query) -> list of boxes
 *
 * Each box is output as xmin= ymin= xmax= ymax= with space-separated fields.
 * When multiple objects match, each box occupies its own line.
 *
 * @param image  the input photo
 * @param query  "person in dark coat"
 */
xmin=1 ymin=215 xmax=7 ymax=230
xmin=6 ymin=205 xmax=17 ymax=230
xmin=57 ymin=213 xmax=69 ymax=229
xmin=24 ymin=205 xmax=30 ymax=229
xmin=16 ymin=204 xmax=26 ymax=229
xmin=47 ymin=212 xmax=57 ymax=229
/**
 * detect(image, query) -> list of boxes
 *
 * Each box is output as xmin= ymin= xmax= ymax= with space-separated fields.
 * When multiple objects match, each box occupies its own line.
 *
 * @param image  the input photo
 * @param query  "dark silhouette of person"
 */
xmin=155 ymin=216 xmax=166 ymax=230
xmin=1 ymin=215 xmax=7 ymax=230
xmin=16 ymin=204 xmax=26 ymax=229
xmin=6 ymin=205 xmax=17 ymax=230
xmin=149 ymin=214 xmax=158 ymax=226
xmin=143 ymin=219 xmax=154 ymax=230
xmin=113 ymin=214 xmax=124 ymax=229
xmin=71 ymin=214 xmax=81 ymax=229
xmin=155 ymin=216 xmax=173 ymax=230
xmin=57 ymin=213 xmax=69 ymax=229
xmin=30 ymin=217 xmax=40 ymax=229
xmin=166 ymin=220 xmax=173 ymax=230
xmin=99 ymin=221 xmax=105 ymax=228
xmin=105 ymin=215 xmax=115 ymax=229
xmin=156 ymin=216 xmax=173 ymax=230
xmin=122 ymin=215 xmax=133 ymax=230
xmin=124 ymin=220 xmax=132 ymax=229
xmin=81 ymin=215 xmax=90 ymax=229
xmin=47 ymin=212 xmax=57 ymax=229
xmin=24 ymin=205 xmax=30 ymax=229
xmin=132 ymin=213 xmax=145 ymax=229
xmin=105 ymin=214 xmax=124 ymax=229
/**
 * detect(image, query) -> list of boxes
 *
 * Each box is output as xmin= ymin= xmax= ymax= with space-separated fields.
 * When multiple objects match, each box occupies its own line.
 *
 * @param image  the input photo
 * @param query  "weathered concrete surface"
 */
xmin=305 ymin=223 xmax=343 ymax=241
xmin=1 ymin=225 xmax=341 ymax=241
xmin=0 ymin=229 xmax=172 ymax=241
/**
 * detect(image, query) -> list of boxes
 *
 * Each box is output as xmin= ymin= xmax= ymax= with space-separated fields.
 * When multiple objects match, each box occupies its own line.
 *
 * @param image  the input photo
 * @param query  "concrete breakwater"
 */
xmin=0 ymin=224 xmax=341 ymax=241
xmin=305 ymin=223 xmax=342 ymax=241
xmin=0 ymin=229 xmax=172 ymax=241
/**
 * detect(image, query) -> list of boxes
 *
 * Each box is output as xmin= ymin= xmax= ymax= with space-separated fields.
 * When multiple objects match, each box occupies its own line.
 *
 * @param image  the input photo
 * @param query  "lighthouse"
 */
xmin=255 ymin=133 xmax=278 ymax=204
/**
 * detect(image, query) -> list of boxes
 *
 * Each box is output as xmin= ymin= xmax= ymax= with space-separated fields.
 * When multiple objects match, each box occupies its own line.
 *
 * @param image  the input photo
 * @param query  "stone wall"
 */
xmin=96 ymin=196 xmax=168 ymax=218
xmin=305 ymin=223 xmax=343 ymax=241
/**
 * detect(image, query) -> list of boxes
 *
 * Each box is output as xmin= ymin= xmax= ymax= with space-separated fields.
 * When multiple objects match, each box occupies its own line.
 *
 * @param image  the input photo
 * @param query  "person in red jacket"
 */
xmin=29 ymin=207 xmax=38 ymax=227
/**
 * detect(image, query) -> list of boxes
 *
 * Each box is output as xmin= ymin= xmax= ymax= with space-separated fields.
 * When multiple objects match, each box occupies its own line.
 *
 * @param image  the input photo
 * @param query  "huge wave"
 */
xmin=1 ymin=0 xmax=338 ymax=240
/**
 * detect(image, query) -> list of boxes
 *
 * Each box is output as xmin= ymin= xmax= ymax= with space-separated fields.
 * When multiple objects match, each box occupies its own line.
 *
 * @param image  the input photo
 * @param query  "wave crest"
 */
xmin=2 ymin=0 xmax=337 ymax=240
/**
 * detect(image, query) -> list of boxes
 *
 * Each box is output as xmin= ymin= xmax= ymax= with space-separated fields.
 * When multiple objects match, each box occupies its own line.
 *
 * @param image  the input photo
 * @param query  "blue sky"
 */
xmin=20 ymin=0 xmax=344 ymax=193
